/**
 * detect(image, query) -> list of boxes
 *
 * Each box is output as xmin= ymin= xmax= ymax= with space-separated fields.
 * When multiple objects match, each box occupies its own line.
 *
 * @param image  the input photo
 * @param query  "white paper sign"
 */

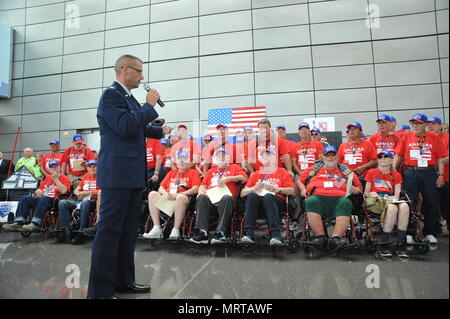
xmin=155 ymin=194 xmax=176 ymax=217
xmin=206 ymin=185 xmax=232 ymax=204
xmin=303 ymin=117 xmax=336 ymax=132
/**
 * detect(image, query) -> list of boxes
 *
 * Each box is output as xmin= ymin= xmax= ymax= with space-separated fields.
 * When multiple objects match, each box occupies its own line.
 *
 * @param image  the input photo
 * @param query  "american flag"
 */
xmin=207 ymin=106 xmax=266 ymax=137
xmin=333 ymin=175 xmax=346 ymax=189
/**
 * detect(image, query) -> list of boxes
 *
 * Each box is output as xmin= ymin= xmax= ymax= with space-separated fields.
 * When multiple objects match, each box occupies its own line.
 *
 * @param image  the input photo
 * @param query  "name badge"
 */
xmin=348 ymin=156 xmax=357 ymax=165
xmin=211 ymin=176 xmax=219 ymax=187
xmin=169 ymin=184 xmax=178 ymax=194
xmin=345 ymin=154 xmax=353 ymax=161
xmin=410 ymin=150 xmax=421 ymax=159
xmin=324 ymin=181 xmax=333 ymax=188
xmin=165 ymin=159 xmax=171 ymax=168
xmin=301 ymin=163 xmax=309 ymax=170
xmin=417 ymin=158 xmax=428 ymax=168
xmin=299 ymin=155 xmax=306 ymax=163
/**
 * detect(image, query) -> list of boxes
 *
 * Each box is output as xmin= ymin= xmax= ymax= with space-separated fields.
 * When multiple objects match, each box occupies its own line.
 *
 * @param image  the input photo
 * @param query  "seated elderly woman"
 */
xmin=3 ymin=160 xmax=71 ymax=232
xmin=144 ymin=150 xmax=201 ymax=240
xmin=364 ymin=149 xmax=410 ymax=258
xmin=240 ymin=148 xmax=296 ymax=247
xmin=296 ymin=146 xmax=362 ymax=251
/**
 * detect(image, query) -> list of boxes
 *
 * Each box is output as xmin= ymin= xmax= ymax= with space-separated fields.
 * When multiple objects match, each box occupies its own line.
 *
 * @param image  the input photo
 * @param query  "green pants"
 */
xmin=305 ymin=195 xmax=352 ymax=218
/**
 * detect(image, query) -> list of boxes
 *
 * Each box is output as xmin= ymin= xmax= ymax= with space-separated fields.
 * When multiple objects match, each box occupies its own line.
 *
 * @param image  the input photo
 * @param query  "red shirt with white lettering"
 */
xmin=365 ymin=168 xmax=402 ymax=195
xmin=290 ymin=140 xmax=324 ymax=172
xmin=249 ymin=137 xmax=288 ymax=171
xmin=245 ymin=167 xmax=294 ymax=201
xmin=299 ymin=166 xmax=362 ymax=197
xmin=40 ymin=152 xmax=64 ymax=175
xmin=38 ymin=174 xmax=72 ymax=198
xmin=369 ymin=132 xmax=403 ymax=154
xmin=61 ymin=145 xmax=95 ymax=176
xmin=395 ymin=131 xmax=447 ymax=166
xmin=202 ymin=164 xmax=247 ymax=198
xmin=337 ymin=140 xmax=377 ymax=177
xmin=78 ymin=173 xmax=100 ymax=199
xmin=160 ymin=168 xmax=201 ymax=194
xmin=146 ymin=138 xmax=163 ymax=170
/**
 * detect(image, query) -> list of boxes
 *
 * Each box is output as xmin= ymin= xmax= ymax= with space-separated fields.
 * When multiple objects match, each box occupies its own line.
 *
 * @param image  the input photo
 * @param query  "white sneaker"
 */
xmin=406 ymin=235 xmax=415 ymax=251
xmin=425 ymin=234 xmax=438 ymax=244
xmin=143 ymin=226 xmax=163 ymax=239
xmin=169 ymin=228 xmax=180 ymax=240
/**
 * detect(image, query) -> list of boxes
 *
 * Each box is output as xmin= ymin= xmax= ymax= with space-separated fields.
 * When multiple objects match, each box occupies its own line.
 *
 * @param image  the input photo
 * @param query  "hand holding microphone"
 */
xmin=143 ymin=83 xmax=165 ymax=107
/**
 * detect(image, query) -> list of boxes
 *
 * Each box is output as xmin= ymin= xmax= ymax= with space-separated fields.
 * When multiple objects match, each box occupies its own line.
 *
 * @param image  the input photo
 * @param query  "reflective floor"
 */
xmin=0 ymin=232 xmax=448 ymax=299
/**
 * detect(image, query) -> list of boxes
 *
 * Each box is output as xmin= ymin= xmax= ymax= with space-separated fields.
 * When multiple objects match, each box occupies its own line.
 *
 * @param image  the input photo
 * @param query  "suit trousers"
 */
xmin=87 ymin=187 xmax=143 ymax=298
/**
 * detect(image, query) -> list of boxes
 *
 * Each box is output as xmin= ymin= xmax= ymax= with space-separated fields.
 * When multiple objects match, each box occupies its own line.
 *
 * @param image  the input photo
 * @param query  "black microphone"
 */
xmin=143 ymin=83 xmax=165 ymax=107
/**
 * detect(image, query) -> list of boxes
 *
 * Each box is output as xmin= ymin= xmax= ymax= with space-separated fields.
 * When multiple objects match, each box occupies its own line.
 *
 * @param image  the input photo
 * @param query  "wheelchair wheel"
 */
xmin=288 ymin=239 xmax=300 ymax=253
xmin=20 ymin=231 xmax=31 ymax=238
xmin=365 ymin=238 xmax=377 ymax=254
xmin=241 ymin=242 xmax=255 ymax=252
xmin=414 ymin=241 xmax=430 ymax=254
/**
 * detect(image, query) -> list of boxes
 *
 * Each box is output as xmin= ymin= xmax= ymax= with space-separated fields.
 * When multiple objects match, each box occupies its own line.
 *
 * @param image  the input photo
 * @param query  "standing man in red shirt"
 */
xmin=61 ymin=134 xmax=95 ymax=183
xmin=370 ymin=114 xmax=403 ymax=155
xmin=427 ymin=116 xmax=449 ymax=233
xmin=146 ymin=138 xmax=164 ymax=191
xmin=338 ymin=121 xmax=377 ymax=182
xmin=394 ymin=114 xmax=447 ymax=247
xmin=40 ymin=139 xmax=64 ymax=178
xmin=290 ymin=122 xmax=324 ymax=176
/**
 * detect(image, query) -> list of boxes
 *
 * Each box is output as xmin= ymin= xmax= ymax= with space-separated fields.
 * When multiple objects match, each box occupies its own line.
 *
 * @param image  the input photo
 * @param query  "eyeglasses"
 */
xmin=377 ymin=155 xmax=390 ymax=159
xmin=324 ymin=153 xmax=336 ymax=157
xmin=311 ymin=133 xmax=318 ymax=136
xmin=203 ymin=139 xmax=211 ymax=142
xmin=128 ymin=66 xmax=143 ymax=74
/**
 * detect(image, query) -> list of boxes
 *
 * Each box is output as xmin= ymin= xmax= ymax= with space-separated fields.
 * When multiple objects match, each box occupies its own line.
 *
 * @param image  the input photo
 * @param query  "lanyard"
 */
xmin=417 ymin=135 xmax=426 ymax=154
xmin=349 ymin=141 xmax=360 ymax=154
xmin=216 ymin=167 xmax=228 ymax=180
xmin=299 ymin=141 xmax=310 ymax=155
xmin=378 ymin=169 xmax=394 ymax=192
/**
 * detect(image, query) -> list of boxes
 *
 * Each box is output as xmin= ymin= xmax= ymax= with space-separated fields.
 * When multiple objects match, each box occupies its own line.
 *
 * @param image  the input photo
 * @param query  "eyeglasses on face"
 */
xmin=311 ymin=133 xmax=318 ymax=136
xmin=377 ymin=155 xmax=390 ymax=159
xmin=324 ymin=153 xmax=336 ymax=157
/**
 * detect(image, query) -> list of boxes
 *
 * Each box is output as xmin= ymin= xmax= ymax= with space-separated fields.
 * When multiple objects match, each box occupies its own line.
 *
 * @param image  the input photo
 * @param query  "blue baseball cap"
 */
xmin=49 ymin=139 xmax=60 ymax=145
xmin=169 ymin=130 xmax=178 ymax=137
xmin=48 ymin=160 xmax=59 ymax=167
xmin=73 ymin=134 xmax=83 ymax=143
xmin=176 ymin=150 xmax=190 ymax=159
xmin=311 ymin=127 xmax=321 ymax=133
xmin=347 ymin=121 xmax=363 ymax=130
xmin=86 ymin=159 xmax=97 ymax=166
xmin=409 ymin=113 xmax=428 ymax=124
xmin=160 ymin=138 xmax=170 ymax=145
xmin=323 ymin=145 xmax=337 ymax=155
xmin=377 ymin=149 xmax=394 ymax=158
xmin=428 ymin=116 xmax=442 ymax=124
xmin=298 ymin=122 xmax=310 ymax=130
xmin=276 ymin=124 xmax=286 ymax=130
xmin=400 ymin=124 xmax=411 ymax=130
xmin=376 ymin=114 xmax=391 ymax=123
xmin=390 ymin=115 xmax=397 ymax=123
xmin=244 ymin=126 xmax=253 ymax=131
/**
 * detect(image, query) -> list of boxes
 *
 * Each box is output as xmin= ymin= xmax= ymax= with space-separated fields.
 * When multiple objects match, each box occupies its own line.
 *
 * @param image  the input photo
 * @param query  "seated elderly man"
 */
xmin=296 ymin=146 xmax=362 ymax=251
xmin=144 ymin=150 xmax=201 ymax=240
xmin=240 ymin=148 xmax=296 ymax=247
xmin=57 ymin=160 xmax=100 ymax=244
xmin=4 ymin=160 xmax=71 ymax=232
xmin=189 ymin=148 xmax=248 ymax=244
xmin=14 ymin=148 xmax=36 ymax=173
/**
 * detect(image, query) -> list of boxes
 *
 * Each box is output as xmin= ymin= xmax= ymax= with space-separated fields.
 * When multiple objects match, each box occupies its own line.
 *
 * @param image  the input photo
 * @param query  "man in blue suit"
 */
xmin=87 ymin=54 xmax=172 ymax=299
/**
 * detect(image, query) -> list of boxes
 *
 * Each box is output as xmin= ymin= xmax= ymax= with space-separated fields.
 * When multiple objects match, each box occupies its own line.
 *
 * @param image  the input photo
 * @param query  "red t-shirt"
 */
xmin=245 ymin=167 xmax=294 ymax=200
xmin=204 ymin=141 xmax=237 ymax=166
xmin=299 ymin=165 xmax=362 ymax=197
xmin=440 ymin=132 xmax=449 ymax=182
xmin=369 ymin=132 xmax=403 ymax=154
xmin=248 ymin=137 xmax=288 ymax=171
xmin=337 ymin=140 xmax=377 ymax=177
xmin=160 ymin=168 xmax=201 ymax=194
xmin=365 ymin=168 xmax=402 ymax=195
xmin=395 ymin=131 xmax=447 ymax=166
xmin=290 ymin=140 xmax=324 ymax=172
xmin=61 ymin=146 xmax=95 ymax=176
xmin=38 ymin=174 xmax=72 ymax=198
xmin=78 ymin=173 xmax=100 ymax=199
xmin=162 ymin=148 xmax=172 ymax=173
xmin=170 ymin=139 xmax=202 ymax=164
xmin=202 ymin=164 xmax=248 ymax=198
xmin=40 ymin=152 xmax=64 ymax=175
xmin=146 ymin=138 xmax=163 ymax=170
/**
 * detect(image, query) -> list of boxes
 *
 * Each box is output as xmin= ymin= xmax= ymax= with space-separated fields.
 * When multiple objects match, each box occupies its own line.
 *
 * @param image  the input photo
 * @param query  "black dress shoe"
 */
xmin=115 ymin=282 xmax=151 ymax=294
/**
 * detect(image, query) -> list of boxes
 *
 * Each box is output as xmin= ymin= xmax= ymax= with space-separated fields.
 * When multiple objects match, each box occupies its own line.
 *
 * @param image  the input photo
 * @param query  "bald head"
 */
xmin=114 ymin=55 xmax=143 ymax=75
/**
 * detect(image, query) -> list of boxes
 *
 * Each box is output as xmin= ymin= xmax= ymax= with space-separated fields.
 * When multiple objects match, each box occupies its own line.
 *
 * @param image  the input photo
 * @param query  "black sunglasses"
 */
xmin=311 ymin=133 xmax=318 ymax=136
xmin=377 ymin=155 xmax=390 ymax=159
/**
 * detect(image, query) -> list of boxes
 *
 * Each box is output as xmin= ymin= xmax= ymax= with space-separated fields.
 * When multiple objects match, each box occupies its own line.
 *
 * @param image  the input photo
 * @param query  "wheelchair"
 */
xmin=299 ymin=194 xmax=363 ymax=258
xmin=359 ymin=192 xmax=430 ymax=256
xmin=141 ymin=194 xmax=197 ymax=249
xmin=236 ymin=194 xmax=301 ymax=256
xmin=19 ymin=197 xmax=60 ymax=238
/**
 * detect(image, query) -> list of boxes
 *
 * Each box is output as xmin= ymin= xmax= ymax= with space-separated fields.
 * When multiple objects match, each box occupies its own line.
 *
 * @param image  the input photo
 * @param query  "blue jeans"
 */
xmin=244 ymin=192 xmax=284 ymax=236
xmin=58 ymin=198 xmax=96 ymax=230
xmin=403 ymin=167 xmax=440 ymax=236
xmin=14 ymin=195 xmax=56 ymax=225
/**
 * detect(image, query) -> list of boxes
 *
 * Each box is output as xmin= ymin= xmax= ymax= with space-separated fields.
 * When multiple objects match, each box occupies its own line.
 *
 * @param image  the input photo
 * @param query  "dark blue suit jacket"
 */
xmin=96 ymin=81 xmax=163 ymax=189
